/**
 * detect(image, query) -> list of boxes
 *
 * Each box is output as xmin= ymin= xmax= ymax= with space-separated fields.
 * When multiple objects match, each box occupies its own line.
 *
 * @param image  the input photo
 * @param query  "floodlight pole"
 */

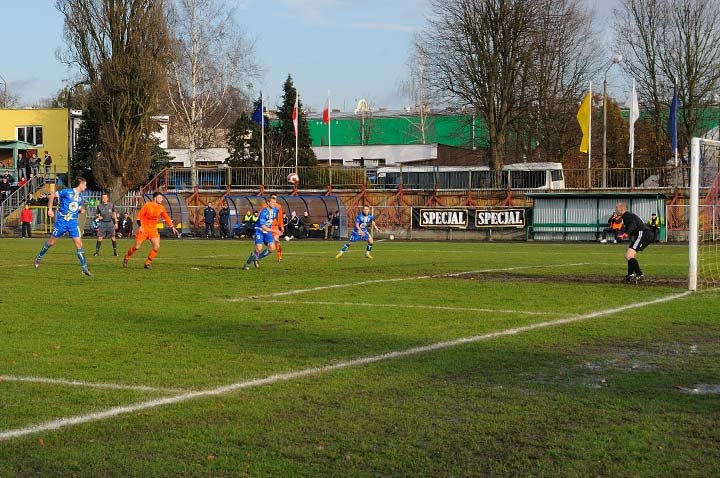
xmin=67 ymin=80 xmax=89 ymax=184
xmin=602 ymin=55 xmax=622 ymax=189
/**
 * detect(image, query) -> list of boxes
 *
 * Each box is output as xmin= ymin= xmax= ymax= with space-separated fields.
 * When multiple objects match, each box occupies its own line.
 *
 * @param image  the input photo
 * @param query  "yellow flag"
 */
xmin=576 ymin=91 xmax=591 ymax=153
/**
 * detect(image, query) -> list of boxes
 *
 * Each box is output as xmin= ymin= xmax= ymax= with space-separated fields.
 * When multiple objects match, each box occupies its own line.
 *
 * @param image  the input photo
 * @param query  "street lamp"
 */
xmin=602 ymin=54 xmax=623 ymax=189
xmin=0 ymin=73 xmax=7 ymax=108
xmin=67 ymin=80 xmax=89 ymax=183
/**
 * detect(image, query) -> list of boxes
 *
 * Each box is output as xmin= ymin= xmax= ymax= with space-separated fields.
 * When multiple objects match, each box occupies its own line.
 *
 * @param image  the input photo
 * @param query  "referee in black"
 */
xmin=616 ymin=202 xmax=654 ymax=282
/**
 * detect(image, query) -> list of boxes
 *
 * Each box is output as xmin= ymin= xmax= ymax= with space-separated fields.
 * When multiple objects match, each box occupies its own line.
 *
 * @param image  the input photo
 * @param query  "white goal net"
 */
xmin=690 ymin=137 xmax=720 ymax=290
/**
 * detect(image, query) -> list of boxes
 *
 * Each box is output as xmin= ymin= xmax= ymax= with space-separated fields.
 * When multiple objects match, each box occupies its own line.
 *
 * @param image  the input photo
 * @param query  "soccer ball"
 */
xmin=287 ymin=172 xmax=299 ymax=185
xmin=389 ymin=234 xmax=395 ymax=241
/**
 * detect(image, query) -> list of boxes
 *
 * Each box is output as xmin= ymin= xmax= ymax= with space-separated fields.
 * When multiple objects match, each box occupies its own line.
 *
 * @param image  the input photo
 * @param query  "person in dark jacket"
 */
xmin=331 ymin=210 xmax=341 ymax=239
xmin=203 ymin=204 xmax=217 ymax=238
xmin=219 ymin=205 xmax=230 ymax=238
xmin=648 ymin=213 xmax=661 ymax=242
xmin=616 ymin=202 xmax=654 ymax=283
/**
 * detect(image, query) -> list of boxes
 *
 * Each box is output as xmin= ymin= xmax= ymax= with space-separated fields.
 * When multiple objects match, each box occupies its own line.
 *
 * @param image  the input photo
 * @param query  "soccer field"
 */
xmin=1 ymin=238 xmax=718 ymax=477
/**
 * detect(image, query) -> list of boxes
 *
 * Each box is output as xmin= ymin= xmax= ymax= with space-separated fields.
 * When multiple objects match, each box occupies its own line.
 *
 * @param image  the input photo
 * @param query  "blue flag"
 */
xmin=667 ymin=91 xmax=678 ymax=154
xmin=251 ymin=103 xmax=264 ymax=126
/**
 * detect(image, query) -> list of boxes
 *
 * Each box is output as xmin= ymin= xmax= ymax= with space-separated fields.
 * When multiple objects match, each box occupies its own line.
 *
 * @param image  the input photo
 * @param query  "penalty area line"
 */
xmin=230 ymin=262 xmax=592 ymax=300
xmin=253 ymin=299 xmax=565 ymax=316
xmin=0 ymin=289 xmax=690 ymax=442
xmin=0 ymin=375 xmax=190 ymax=394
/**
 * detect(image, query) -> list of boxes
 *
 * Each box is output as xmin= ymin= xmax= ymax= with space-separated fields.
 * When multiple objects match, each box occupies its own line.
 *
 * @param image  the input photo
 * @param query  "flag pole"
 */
xmin=328 ymin=89 xmax=332 ymax=186
xmin=630 ymin=79 xmax=635 ymax=189
xmin=588 ymin=81 xmax=592 ymax=188
xmin=261 ymin=92 xmax=265 ymax=188
xmin=295 ymin=92 xmax=299 ymax=172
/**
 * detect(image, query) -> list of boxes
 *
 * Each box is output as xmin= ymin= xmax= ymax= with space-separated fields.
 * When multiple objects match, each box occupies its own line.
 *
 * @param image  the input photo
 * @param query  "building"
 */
xmin=306 ymin=111 xmax=488 ymax=166
xmin=0 ymin=108 xmax=69 ymax=174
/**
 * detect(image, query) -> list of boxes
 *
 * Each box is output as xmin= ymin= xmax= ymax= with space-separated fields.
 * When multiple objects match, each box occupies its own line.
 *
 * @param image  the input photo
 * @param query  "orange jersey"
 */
xmin=137 ymin=202 xmax=173 ymax=231
xmin=272 ymin=204 xmax=284 ymax=234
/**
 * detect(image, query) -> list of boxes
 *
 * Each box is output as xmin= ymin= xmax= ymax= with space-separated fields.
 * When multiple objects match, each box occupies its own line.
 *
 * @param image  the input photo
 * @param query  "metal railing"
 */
xmin=0 ymin=175 xmax=46 ymax=235
xmin=142 ymin=165 xmax=692 ymax=193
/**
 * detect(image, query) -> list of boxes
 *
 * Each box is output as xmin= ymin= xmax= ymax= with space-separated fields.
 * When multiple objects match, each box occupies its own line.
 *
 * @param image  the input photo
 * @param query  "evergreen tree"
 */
xmin=227 ymin=96 xmax=262 ymax=167
xmin=72 ymin=108 xmax=100 ymax=190
xmin=277 ymin=74 xmax=316 ymax=167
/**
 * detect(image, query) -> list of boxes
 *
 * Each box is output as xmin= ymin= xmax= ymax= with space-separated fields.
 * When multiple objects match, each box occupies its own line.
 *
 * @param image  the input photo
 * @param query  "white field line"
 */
xmin=0 ymin=290 xmax=691 ymax=442
xmin=0 ymin=375 xmax=189 ymax=394
xmin=231 ymin=262 xmax=592 ymax=300
xmin=254 ymin=299 xmax=565 ymax=316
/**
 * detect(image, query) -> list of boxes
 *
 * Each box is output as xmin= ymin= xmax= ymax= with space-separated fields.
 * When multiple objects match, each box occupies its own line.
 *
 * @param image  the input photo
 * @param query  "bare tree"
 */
xmin=614 ymin=0 xmax=720 ymax=162
xmin=398 ymin=47 xmax=433 ymax=145
xmin=56 ymin=0 xmax=170 ymax=202
xmin=523 ymin=0 xmax=600 ymax=162
xmin=417 ymin=0 xmax=539 ymax=170
xmin=166 ymin=0 xmax=260 ymax=185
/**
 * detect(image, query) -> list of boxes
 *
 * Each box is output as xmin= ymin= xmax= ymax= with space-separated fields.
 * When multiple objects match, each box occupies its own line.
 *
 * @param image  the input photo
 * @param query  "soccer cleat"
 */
xmin=243 ymin=264 xmax=250 ymax=270
xmin=33 ymin=258 xmax=41 ymax=269
xmin=335 ymin=252 xmax=343 ymax=259
xmin=122 ymin=258 xmax=129 ymax=268
xmin=81 ymin=268 xmax=93 ymax=277
xmin=636 ymin=274 xmax=645 ymax=282
xmin=253 ymin=259 xmax=260 ymax=269
xmin=113 ymin=251 xmax=118 ymax=257
xmin=93 ymin=252 xmax=99 ymax=256
xmin=625 ymin=273 xmax=636 ymax=282
xmin=599 ymin=239 xmax=607 ymax=244
xmin=612 ymin=240 xmax=617 ymax=244
xmin=143 ymin=264 xmax=151 ymax=269
xmin=365 ymin=253 xmax=373 ymax=259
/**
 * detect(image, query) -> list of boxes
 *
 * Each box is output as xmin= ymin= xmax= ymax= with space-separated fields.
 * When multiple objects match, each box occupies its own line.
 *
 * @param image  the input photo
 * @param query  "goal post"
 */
xmin=689 ymin=136 xmax=720 ymax=291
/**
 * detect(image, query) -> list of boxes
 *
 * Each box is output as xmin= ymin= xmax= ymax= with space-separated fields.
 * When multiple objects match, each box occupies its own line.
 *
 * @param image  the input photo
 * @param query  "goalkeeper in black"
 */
xmin=616 ymin=202 xmax=654 ymax=282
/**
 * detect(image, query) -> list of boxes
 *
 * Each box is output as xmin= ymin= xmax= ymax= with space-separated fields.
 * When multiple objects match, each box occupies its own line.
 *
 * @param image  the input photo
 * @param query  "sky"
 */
xmin=1 ymin=0 xmax=623 ymax=113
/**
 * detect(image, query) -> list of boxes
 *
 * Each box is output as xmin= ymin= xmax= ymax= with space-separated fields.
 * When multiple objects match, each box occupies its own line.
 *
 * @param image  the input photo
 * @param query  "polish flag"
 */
xmin=292 ymin=93 xmax=298 ymax=137
xmin=322 ymin=96 xmax=330 ymax=124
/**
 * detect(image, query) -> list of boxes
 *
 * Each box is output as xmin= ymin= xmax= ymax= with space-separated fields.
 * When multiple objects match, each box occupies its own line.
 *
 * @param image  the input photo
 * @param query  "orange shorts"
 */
xmin=135 ymin=228 xmax=160 ymax=242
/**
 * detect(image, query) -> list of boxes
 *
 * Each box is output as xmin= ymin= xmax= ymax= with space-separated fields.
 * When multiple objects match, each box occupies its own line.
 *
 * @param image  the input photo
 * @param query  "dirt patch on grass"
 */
xmin=449 ymin=272 xmax=686 ymax=287
xmin=676 ymin=384 xmax=720 ymax=395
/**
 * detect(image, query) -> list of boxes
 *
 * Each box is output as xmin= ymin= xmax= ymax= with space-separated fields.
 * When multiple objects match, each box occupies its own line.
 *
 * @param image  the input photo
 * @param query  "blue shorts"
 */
xmin=254 ymin=230 xmax=275 ymax=246
xmin=349 ymin=230 xmax=370 ymax=242
xmin=52 ymin=219 xmax=81 ymax=239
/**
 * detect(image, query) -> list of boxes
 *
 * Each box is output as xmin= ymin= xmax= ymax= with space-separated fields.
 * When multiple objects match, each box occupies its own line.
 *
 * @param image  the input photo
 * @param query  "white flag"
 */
xmin=628 ymin=79 xmax=640 ymax=154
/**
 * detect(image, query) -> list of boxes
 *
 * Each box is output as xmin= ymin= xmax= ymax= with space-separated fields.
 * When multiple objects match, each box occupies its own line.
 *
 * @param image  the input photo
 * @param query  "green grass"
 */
xmin=0 ymin=238 xmax=718 ymax=477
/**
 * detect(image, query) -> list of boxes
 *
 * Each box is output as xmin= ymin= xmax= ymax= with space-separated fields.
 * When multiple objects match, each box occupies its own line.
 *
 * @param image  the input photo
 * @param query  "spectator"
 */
xmin=1 ymin=171 xmax=14 ymax=184
xmin=22 ymin=155 xmax=32 ymax=180
xmin=320 ymin=214 xmax=333 ymax=240
xmin=648 ymin=213 xmax=661 ymax=242
xmin=0 ymin=178 xmax=10 ymax=200
xmin=20 ymin=204 xmax=33 ymax=238
xmin=331 ymin=210 xmax=341 ymax=239
xmin=203 ymin=203 xmax=217 ymax=238
xmin=287 ymin=211 xmax=300 ymax=239
xmin=43 ymin=152 xmax=52 ymax=175
xmin=17 ymin=153 xmax=24 ymax=180
xmin=120 ymin=213 xmax=134 ymax=237
xmin=298 ymin=211 xmax=312 ymax=239
xmin=31 ymin=154 xmax=41 ymax=176
xmin=25 ymin=153 xmax=40 ymax=178
xmin=238 ymin=209 xmax=255 ymax=237
xmin=599 ymin=211 xmax=623 ymax=243
xmin=219 ymin=204 xmax=230 ymax=238
xmin=17 ymin=177 xmax=28 ymax=188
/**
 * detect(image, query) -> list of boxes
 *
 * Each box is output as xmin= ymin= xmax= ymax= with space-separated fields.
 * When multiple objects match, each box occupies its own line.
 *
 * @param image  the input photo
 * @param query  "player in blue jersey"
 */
xmin=243 ymin=195 xmax=280 ymax=270
xmin=335 ymin=205 xmax=379 ymax=260
xmin=34 ymin=177 xmax=92 ymax=276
